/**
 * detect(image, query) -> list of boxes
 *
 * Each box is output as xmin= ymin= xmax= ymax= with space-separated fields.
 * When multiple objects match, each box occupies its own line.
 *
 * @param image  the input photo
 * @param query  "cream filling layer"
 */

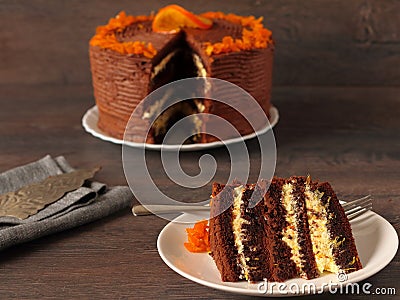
xmin=150 ymin=50 xmax=178 ymax=80
xmin=150 ymin=101 xmax=197 ymax=137
xmin=193 ymin=53 xmax=207 ymax=78
xmin=232 ymin=185 xmax=250 ymax=280
xmin=192 ymin=54 xmax=207 ymax=136
xmin=142 ymin=88 xmax=173 ymax=120
xmin=191 ymin=114 xmax=203 ymax=141
xmin=304 ymin=184 xmax=339 ymax=274
xmin=193 ymin=53 xmax=211 ymax=94
xmin=190 ymin=53 xmax=206 ymax=136
xmin=281 ymin=183 xmax=306 ymax=277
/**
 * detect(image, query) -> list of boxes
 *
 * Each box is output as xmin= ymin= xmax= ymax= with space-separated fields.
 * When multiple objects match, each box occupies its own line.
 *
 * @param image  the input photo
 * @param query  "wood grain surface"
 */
xmin=0 ymin=84 xmax=398 ymax=299
xmin=0 ymin=0 xmax=399 ymax=299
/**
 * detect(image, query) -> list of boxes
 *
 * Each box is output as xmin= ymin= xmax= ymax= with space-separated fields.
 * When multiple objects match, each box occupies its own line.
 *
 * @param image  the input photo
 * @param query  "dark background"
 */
xmin=2 ymin=0 xmax=400 ymax=87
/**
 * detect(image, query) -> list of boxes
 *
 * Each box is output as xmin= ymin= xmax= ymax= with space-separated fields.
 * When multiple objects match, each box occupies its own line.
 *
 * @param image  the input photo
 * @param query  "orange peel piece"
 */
xmin=184 ymin=219 xmax=210 ymax=253
xmin=152 ymin=4 xmax=212 ymax=33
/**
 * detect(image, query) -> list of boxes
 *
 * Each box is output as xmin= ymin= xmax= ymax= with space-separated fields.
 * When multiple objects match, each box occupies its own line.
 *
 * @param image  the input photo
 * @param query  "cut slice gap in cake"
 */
xmin=143 ymin=32 xmax=211 ymax=144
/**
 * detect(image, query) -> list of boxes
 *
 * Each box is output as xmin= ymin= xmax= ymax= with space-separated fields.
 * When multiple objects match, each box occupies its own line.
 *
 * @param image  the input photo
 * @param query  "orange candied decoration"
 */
xmin=90 ymin=8 xmax=272 ymax=57
xmin=200 ymin=11 xmax=273 ymax=56
xmin=184 ymin=220 xmax=210 ymax=253
xmin=152 ymin=4 xmax=212 ymax=33
xmin=89 ymin=11 xmax=157 ymax=58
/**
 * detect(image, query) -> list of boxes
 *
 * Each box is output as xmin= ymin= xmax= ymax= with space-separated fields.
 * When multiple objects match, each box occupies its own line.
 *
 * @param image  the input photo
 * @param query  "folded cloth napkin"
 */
xmin=0 ymin=155 xmax=132 ymax=251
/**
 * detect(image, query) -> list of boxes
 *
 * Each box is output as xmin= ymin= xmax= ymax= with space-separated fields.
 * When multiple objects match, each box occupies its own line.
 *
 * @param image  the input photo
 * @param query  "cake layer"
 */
xmin=287 ymin=177 xmax=320 ymax=279
xmin=209 ymin=183 xmax=242 ymax=281
xmin=263 ymin=178 xmax=300 ymax=281
xmin=315 ymin=181 xmax=363 ymax=272
xmin=209 ymin=182 xmax=270 ymax=282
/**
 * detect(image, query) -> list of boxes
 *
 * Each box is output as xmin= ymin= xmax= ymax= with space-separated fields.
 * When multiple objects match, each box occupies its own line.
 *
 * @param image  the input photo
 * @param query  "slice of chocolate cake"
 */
xmin=209 ymin=182 xmax=271 ymax=282
xmin=307 ymin=179 xmax=363 ymax=273
xmin=263 ymin=177 xmax=320 ymax=281
xmin=209 ymin=176 xmax=362 ymax=282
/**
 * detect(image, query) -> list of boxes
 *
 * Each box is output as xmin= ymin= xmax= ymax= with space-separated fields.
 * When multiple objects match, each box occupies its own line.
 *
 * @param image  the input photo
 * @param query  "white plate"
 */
xmin=157 ymin=210 xmax=398 ymax=297
xmin=82 ymin=105 xmax=279 ymax=151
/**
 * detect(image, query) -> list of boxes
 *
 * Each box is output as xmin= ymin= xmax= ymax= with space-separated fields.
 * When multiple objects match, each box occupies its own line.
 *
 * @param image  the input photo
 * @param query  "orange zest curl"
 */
xmin=184 ymin=220 xmax=210 ymax=253
xmin=200 ymin=12 xmax=272 ymax=56
xmin=89 ymin=11 xmax=157 ymax=58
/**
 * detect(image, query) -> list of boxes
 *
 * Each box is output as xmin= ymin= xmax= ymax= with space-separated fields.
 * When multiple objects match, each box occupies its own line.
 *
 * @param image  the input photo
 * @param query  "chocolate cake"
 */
xmin=209 ymin=176 xmax=362 ymax=282
xmin=209 ymin=182 xmax=271 ymax=282
xmin=89 ymin=6 xmax=274 ymax=143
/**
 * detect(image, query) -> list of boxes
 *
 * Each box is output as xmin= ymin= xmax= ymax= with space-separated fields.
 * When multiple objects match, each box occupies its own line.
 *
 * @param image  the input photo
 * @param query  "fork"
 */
xmin=132 ymin=195 xmax=373 ymax=219
xmin=342 ymin=195 xmax=373 ymax=220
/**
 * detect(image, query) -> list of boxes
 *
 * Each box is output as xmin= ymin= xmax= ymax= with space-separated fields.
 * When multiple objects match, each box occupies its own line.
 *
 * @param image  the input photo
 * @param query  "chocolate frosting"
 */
xmin=89 ymin=16 xmax=274 ymax=142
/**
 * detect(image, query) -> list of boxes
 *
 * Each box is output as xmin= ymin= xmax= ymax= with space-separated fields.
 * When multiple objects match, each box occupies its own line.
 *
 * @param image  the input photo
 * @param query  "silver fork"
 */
xmin=342 ymin=195 xmax=373 ymax=220
xmin=132 ymin=195 xmax=373 ymax=218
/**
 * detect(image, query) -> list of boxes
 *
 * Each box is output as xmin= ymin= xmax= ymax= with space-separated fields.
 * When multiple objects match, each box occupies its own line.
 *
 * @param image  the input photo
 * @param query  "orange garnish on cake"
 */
xmin=201 ymin=12 xmax=272 ymax=55
xmin=184 ymin=220 xmax=210 ymax=253
xmin=152 ymin=4 xmax=212 ymax=33
xmin=90 ymin=8 xmax=272 ymax=57
xmin=90 ymin=11 xmax=156 ymax=57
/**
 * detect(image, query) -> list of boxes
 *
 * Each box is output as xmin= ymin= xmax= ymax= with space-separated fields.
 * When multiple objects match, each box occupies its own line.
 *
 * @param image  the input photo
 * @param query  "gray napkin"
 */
xmin=0 ymin=155 xmax=132 ymax=251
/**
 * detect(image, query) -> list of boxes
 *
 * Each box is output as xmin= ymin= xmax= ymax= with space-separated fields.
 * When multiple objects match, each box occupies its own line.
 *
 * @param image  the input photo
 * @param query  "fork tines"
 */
xmin=342 ymin=195 xmax=373 ymax=220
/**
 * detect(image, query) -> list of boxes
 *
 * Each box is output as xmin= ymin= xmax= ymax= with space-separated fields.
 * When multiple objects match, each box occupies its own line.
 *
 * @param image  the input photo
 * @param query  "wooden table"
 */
xmin=0 ymin=83 xmax=398 ymax=299
xmin=1 ymin=0 xmax=400 ymax=297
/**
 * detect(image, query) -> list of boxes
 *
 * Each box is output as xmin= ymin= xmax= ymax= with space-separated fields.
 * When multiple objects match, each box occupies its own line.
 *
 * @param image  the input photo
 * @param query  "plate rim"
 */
xmin=157 ymin=210 xmax=399 ymax=297
xmin=82 ymin=105 xmax=279 ymax=151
